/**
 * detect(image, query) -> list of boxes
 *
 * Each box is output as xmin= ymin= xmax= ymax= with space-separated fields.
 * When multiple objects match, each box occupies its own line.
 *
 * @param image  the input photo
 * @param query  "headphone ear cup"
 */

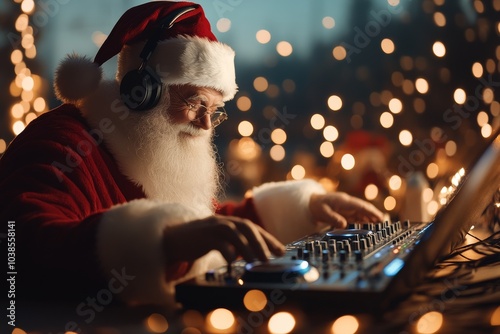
xmin=120 ymin=67 xmax=162 ymax=111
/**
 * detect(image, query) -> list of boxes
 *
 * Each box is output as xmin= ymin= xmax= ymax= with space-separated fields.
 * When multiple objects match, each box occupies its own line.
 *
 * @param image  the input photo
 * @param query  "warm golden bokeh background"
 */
xmin=1 ymin=0 xmax=499 ymax=219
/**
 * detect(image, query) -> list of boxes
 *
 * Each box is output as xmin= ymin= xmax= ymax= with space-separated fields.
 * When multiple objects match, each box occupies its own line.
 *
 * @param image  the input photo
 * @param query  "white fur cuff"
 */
xmin=96 ymin=199 xmax=199 ymax=307
xmin=252 ymin=179 xmax=327 ymax=244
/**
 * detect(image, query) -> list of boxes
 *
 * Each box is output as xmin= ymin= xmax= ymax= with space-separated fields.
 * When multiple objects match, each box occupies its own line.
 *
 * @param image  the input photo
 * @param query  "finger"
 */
xmin=214 ymin=220 xmax=259 ymax=263
xmin=355 ymin=202 xmax=384 ymax=222
xmin=330 ymin=195 xmax=383 ymax=222
xmin=230 ymin=220 xmax=271 ymax=261
xmin=314 ymin=203 xmax=348 ymax=229
xmin=250 ymin=224 xmax=286 ymax=257
xmin=217 ymin=243 xmax=238 ymax=264
xmin=219 ymin=215 xmax=286 ymax=257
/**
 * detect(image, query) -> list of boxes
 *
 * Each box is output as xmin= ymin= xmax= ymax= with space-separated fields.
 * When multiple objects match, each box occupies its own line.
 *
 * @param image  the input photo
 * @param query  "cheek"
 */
xmin=167 ymin=104 xmax=189 ymax=124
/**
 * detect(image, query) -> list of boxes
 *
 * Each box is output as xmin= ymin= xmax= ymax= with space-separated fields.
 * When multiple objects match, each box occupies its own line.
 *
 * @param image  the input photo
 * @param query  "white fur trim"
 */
xmin=252 ymin=179 xmax=328 ymax=244
xmin=54 ymin=54 xmax=102 ymax=104
xmin=118 ymin=35 xmax=238 ymax=101
xmin=96 ymin=198 xmax=214 ymax=307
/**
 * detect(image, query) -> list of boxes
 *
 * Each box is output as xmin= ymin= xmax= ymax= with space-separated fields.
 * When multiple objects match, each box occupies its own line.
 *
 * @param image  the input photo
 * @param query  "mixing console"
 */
xmin=176 ymin=220 xmax=431 ymax=312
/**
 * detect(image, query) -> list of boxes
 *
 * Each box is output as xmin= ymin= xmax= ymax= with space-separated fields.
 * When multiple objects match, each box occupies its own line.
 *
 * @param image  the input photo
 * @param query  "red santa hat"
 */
xmin=54 ymin=1 xmax=238 ymax=104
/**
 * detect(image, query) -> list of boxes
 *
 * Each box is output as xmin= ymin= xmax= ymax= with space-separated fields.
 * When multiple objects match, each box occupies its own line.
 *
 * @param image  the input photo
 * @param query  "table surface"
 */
xmin=7 ymin=226 xmax=500 ymax=334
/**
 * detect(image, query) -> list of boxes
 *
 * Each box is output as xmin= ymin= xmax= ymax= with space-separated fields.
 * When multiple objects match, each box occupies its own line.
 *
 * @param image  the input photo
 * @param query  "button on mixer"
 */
xmin=328 ymin=240 xmax=337 ymax=254
xmin=339 ymin=250 xmax=347 ymax=262
xmin=322 ymin=249 xmax=329 ymax=262
xmin=303 ymin=249 xmax=310 ymax=260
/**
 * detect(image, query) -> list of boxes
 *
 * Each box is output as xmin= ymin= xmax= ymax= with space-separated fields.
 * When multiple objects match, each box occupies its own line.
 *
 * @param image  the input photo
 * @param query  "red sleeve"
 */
xmin=215 ymin=197 xmax=264 ymax=228
xmin=0 ymin=106 xmax=140 ymax=299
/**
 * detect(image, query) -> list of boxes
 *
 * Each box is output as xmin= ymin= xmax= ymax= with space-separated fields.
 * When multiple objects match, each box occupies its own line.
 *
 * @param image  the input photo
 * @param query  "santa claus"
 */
xmin=0 ymin=1 xmax=382 ymax=308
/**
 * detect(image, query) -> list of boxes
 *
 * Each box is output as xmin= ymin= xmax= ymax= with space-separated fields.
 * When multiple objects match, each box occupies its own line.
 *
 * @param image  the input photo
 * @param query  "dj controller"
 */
xmin=176 ymin=220 xmax=430 ymax=313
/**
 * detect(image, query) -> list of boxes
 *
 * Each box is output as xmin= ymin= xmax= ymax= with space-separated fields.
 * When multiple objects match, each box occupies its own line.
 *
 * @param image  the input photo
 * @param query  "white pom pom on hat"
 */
xmin=53 ymin=1 xmax=237 ymax=104
xmin=54 ymin=54 xmax=102 ymax=105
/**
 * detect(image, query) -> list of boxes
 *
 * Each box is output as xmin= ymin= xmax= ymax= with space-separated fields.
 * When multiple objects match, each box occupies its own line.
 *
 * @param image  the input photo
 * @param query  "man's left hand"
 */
xmin=309 ymin=192 xmax=384 ymax=229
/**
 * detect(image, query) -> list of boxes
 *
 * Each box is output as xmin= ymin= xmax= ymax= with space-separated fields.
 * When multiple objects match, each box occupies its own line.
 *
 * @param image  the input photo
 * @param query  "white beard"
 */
xmin=80 ymin=81 xmax=221 ymax=216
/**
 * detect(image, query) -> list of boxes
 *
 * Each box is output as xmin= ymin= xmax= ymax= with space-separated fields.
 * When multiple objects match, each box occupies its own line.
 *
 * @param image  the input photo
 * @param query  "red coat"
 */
xmin=0 ymin=104 xmax=326 ymax=307
xmin=0 ymin=105 xmax=256 ymax=300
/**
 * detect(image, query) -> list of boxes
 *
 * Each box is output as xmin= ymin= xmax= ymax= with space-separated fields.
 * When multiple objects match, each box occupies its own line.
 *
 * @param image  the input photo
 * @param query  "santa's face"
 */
xmin=126 ymin=84 xmax=224 ymax=214
xmin=82 ymin=82 xmax=224 ymax=216
xmin=166 ymin=85 xmax=225 ymax=132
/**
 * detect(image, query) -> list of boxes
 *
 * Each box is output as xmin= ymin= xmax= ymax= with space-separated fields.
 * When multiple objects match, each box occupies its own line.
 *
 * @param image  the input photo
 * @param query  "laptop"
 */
xmin=176 ymin=131 xmax=500 ymax=314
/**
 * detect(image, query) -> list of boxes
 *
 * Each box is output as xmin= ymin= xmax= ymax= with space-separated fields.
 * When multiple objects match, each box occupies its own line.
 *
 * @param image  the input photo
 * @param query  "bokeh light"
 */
xmin=271 ymin=128 xmax=287 ymax=144
xmin=365 ymin=184 xmax=379 ymax=200
xmin=236 ymin=96 xmax=252 ymax=111
xmin=21 ymin=0 xmax=35 ymax=13
xmin=388 ymin=98 xmax=403 ymax=114
xmin=268 ymin=312 xmax=296 ymax=334
xmin=389 ymin=175 xmax=402 ymax=190
xmin=322 ymin=16 xmax=335 ymax=29
xmin=381 ymin=38 xmax=395 ymax=54
xmin=399 ymin=130 xmax=413 ymax=146
xmin=472 ymin=62 xmax=483 ymax=77
xmin=270 ymin=145 xmax=286 ymax=161
xmin=331 ymin=315 xmax=359 ymax=334
xmin=238 ymin=121 xmax=254 ymax=137
xmin=320 ymin=141 xmax=335 ymax=158
xmin=311 ymin=114 xmax=326 ymax=130
xmin=416 ymin=311 xmax=443 ymax=334
xmin=146 ymin=313 xmax=169 ymax=333
xmin=426 ymin=163 xmax=439 ymax=179
xmin=433 ymin=12 xmax=446 ymax=26
xmin=323 ymin=125 xmax=339 ymax=141
xmin=415 ymin=78 xmax=429 ymax=94
xmin=453 ymin=88 xmax=466 ymax=104
xmin=0 ymin=140 xmax=6 ymax=154
xmin=427 ymin=200 xmax=439 ymax=216
xmin=276 ymin=41 xmax=293 ymax=57
xmin=254 ymin=77 xmax=269 ymax=92
xmin=333 ymin=45 xmax=347 ymax=60
xmin=490 ymin=306 xmax=500 ymax=326
xmin=256 ymin=29 xmax=271 ymax=44
xmin=243 ymin=290 xmax=268 ymax=312
xmin=432 ymin=41 xmax=446 ymax=57
xmin=216 ymin=18 xmax=231 ymax=32
xmin=341 ymin=154 xmax=355 ymax=170
xmin=380 ymin=112 xmax=394 ymax=128
xmin=291 ymin=165 xmax=306 ymax=180
xmin=328 ymin=95 xmax=343 ymax=111
xmin=384 ymin=196 xmax=397 ymax=211
xmin=207 ymin=308 xmax=235 ymax=331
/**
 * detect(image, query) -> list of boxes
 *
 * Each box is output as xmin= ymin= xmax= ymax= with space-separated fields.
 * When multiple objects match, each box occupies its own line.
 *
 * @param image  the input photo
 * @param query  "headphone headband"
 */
xmin=120 ymin=5 xmax=197 ymax=112
xmin=139 ymin=6 xmax=197 ymax=64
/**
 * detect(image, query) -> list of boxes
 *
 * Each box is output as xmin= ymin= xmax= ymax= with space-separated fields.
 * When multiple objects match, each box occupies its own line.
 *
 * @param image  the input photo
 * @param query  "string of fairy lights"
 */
xmin=3 ymin=1 xmax=500 ymax=334
xmin=2 ymin=0 xmax=49 ymax=155
xmin=2 ymin=0 xmax=499 ymax=217
xmin=219 ymin=0 xmax=500 ymax=217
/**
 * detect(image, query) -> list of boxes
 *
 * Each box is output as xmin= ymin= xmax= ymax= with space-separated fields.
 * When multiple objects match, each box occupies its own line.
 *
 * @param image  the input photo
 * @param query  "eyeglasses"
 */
xmin=172 ymin=90 xmax=228 ymax=128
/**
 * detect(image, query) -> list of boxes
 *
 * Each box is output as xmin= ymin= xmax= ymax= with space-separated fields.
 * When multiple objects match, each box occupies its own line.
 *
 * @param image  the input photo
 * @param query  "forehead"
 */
xmin=176 ymin=85 xmax=223 ymax=100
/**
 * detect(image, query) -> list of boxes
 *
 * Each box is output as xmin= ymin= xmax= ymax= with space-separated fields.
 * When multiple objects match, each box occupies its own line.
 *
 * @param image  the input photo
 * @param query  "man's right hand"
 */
xmin=162 ymin=215 xmax=286 ymax=265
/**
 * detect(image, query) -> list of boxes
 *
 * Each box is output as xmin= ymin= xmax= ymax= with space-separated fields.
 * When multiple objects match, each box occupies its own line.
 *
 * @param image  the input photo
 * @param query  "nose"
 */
xmin=192 ymin=113 xmax=211 ymax=130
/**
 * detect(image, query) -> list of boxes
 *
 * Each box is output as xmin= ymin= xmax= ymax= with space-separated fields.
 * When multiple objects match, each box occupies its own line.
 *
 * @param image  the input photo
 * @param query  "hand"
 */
xmin=309 ymin=192 xmax=384 ymax=229
xmin=162 ymin=215 xmax=286 ymax=265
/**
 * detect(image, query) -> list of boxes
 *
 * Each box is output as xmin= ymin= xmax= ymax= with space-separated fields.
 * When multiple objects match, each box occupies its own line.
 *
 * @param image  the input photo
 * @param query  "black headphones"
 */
xmin=119 ymin=6 xmax=197 ymax=111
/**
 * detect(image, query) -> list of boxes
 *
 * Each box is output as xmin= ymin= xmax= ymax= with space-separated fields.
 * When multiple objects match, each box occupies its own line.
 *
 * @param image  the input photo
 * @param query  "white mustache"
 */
xmin=178 ymin=123 xmax=211 ymax=138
